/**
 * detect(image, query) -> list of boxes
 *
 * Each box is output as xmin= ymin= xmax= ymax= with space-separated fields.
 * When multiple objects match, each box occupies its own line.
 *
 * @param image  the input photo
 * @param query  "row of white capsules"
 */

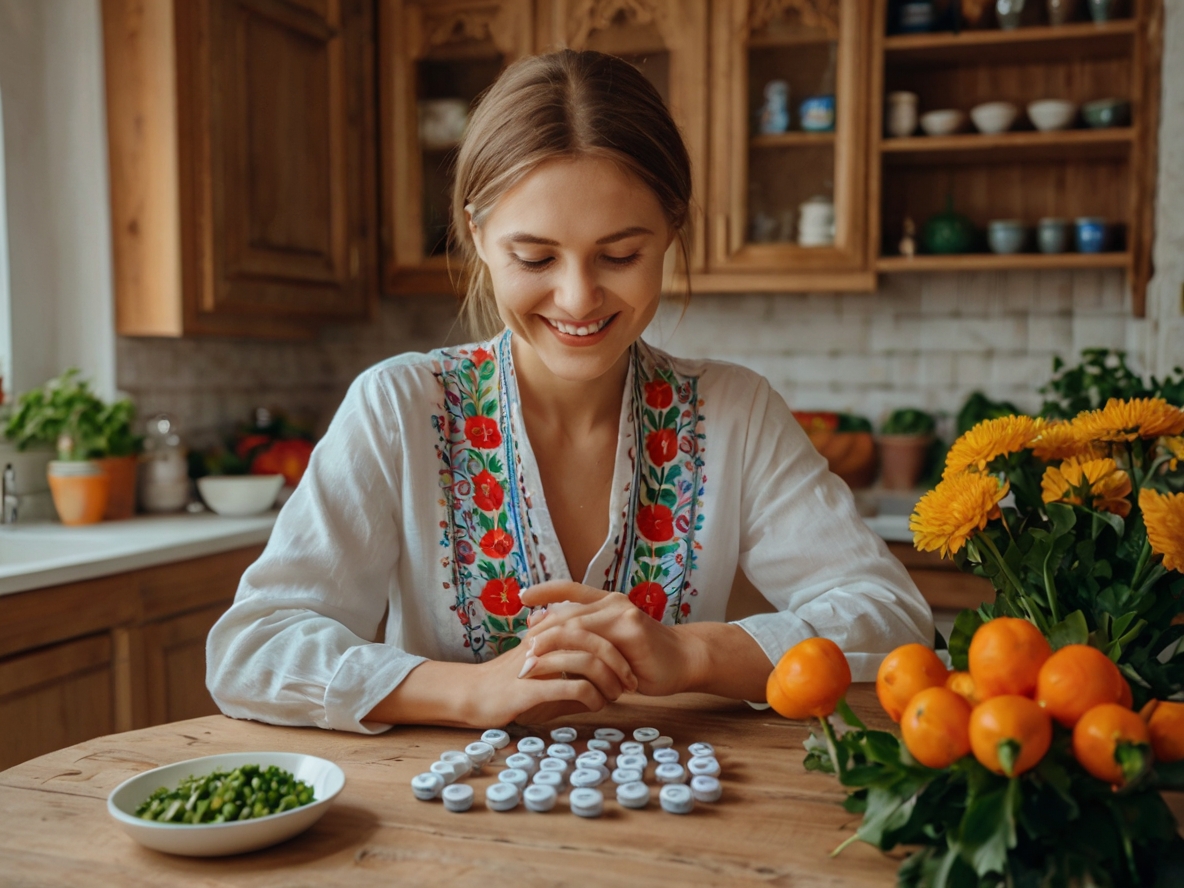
xmin=408 ymin=726 xmax=722 ymax=816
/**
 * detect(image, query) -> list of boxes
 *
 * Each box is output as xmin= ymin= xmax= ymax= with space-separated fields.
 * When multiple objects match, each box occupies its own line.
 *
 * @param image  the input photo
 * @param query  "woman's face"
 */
xmin=470 ymin=155 xmax=675 ymax=384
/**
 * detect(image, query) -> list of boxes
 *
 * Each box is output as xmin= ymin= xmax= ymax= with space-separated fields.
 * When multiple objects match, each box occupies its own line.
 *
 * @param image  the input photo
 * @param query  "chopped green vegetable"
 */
xmin=134 ymin=764 xmax=315 ymax=824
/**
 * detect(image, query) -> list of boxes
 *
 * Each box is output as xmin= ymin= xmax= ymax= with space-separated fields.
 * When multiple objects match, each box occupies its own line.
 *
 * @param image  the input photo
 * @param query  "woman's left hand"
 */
xmin=520 ymin=580 xmax=705 ymax=698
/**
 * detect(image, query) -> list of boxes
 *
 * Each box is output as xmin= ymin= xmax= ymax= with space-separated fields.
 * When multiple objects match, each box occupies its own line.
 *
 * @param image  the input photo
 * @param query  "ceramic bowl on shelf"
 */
xmin=107 ymin=752 xmax=345 ymax=857
xmin=197 ymin=474 xmax=284 ymax=516
xmin=1075 ymin=217 xmax=1110 ymax=253
xmin=919 ymin=109 xmax=965 ymax=136
xmin=1082 ymin=98 xmax=1131 ymax=129
xmin=987 ymin=219 xmax=1028 ymax=255
xmin=970 ymin=101 xmax=1019 ymax=135
xmin=1027 ymin=100 xmax=1078 ymax=132
xmin=1037 ymin=217 xmax=1072 ymax=254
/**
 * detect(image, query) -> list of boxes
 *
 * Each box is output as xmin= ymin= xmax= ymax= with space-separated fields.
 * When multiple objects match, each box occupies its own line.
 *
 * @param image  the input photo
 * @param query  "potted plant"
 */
xmin=793 ymin=411 xmax=878 ymax=490
xmin=878 ymin=408 xmax=936 ymax=490
xmin=4 ymin=369 xmax=141 ymax=523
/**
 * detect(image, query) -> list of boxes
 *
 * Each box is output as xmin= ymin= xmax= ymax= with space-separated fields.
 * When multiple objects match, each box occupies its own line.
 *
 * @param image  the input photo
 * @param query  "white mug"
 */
xmin=886 ymin=91 xmax=919 ymax=138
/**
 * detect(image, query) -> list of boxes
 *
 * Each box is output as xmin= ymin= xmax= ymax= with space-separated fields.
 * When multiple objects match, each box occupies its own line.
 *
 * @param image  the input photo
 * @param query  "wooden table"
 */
xmin=0 ymin=686 xmax=911 ymax=886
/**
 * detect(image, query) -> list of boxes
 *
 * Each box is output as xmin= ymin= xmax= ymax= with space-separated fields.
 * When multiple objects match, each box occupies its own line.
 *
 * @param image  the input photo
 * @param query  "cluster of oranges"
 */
xmin=766 ymin=624 xmax=1183 ymax=786
xmin=874 ymin=618 xmax=1184 ymax=783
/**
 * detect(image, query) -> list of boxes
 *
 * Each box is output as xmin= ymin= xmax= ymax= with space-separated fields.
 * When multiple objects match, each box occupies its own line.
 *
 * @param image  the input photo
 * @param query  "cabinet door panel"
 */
xmin=142 ymin=603 xmax=233 ymax=726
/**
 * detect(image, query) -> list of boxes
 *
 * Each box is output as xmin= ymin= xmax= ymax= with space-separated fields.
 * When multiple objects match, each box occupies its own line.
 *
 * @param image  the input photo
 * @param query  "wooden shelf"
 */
xmin=876 ymin=251 xmax=1130 ymax=273
xmin=881 ymin=127 xmax=1134 ymax=163
xmin=751 ymin=131 xmax=836 ymax=149
xmin=884 ymin=20 xmax=1136 ymax=65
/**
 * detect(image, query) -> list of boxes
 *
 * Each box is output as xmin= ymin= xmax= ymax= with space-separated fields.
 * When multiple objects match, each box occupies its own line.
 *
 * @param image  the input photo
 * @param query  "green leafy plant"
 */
xmin=882 ymin=408 xmax=937 ymax=436
xmin=957 ymin=391 xmax=1023 ymax=437
xmin=1041 ymin=349 xmax=1184 ymax=419
xmin=3 ymin=369 xmax=140 ymax=460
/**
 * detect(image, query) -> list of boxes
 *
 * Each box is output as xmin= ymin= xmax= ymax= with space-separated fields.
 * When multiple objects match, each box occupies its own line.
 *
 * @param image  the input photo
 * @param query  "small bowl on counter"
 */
xmin=919 ymin=109 xmax=965 ymax=136
xmin=987 ymin=219 xmax=1028 ymax=255
xmin=1082 ymin=98 xmax=1131 ymax=129
xmin=1027 ymin=100 xmax=1078 ymax=132
xmin=970 ymin=101 xmax=1018 ymax=135
xmin=197 ymin=474 xmax=284 ymax=517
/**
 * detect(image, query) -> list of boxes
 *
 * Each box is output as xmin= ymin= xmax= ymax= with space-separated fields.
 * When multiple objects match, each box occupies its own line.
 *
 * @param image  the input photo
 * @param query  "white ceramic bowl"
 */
xmin=197 ymin=474 xmax=284 ymax=516
xmin=919 ymin=109 xmax=965 ymax=136
xmin=970 ymin=101 xmax=1018 ymax=134
xmin=107 ymin=752 xmax=345 ymax=857
xmin=1027 ymin=100 xmax=1077 ymax=132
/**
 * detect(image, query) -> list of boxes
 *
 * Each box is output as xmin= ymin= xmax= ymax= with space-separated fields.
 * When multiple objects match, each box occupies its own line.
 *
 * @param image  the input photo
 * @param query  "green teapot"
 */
xmin=922 ymin=196 xmax=974 ymax=254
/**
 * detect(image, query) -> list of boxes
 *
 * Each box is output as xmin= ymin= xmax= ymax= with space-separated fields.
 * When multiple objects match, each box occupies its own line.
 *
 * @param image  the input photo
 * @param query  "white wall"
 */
xmin=0 ymin=0 xmax=116 ymax=400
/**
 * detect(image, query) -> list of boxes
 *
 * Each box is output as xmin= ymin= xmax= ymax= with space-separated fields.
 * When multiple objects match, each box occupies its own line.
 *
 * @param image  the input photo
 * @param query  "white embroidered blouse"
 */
xmin=206 ymin=332 xmax=933 ymax=733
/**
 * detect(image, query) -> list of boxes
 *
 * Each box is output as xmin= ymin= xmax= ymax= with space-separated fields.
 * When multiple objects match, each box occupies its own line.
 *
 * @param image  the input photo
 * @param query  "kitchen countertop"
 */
xmin=0 ymin=511 xmax=277 ymax=597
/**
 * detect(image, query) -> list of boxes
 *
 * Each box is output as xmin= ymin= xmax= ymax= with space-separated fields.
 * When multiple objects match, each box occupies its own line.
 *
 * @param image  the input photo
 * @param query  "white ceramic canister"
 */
xmin=886 ymin=91 xmax=919 ymax=138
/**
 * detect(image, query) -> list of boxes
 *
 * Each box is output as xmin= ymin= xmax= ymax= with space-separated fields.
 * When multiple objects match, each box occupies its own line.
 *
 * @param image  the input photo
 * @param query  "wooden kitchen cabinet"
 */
xmin=103 ymin=0 xmax=379 ymax=338
xmin=0 ymin=545 xmax=262 ymax=771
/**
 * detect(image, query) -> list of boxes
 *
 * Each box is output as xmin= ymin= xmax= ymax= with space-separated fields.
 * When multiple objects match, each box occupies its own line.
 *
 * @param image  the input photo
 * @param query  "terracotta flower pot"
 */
xmin=47 ymin=461 xmax=110 ymax=526
xmin=96 ymin=455 xmax=139 ymax=520
xmin=877 ymin=435 xmax=933 ymax=490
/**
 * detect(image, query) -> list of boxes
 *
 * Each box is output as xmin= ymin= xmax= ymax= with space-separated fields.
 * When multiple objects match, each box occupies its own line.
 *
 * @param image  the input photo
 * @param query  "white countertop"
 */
xmin=0 ymin=512 xmax=277 ymax=597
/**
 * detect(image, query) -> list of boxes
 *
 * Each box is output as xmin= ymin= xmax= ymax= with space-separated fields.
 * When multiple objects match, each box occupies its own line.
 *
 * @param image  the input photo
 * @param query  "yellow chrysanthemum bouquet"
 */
xmin=911 ymin=398 xmax=1184 ymax=700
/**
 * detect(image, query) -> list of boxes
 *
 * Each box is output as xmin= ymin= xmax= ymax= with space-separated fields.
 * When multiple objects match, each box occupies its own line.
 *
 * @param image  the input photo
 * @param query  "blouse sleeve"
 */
xmin=205 ymin=366 xmax=427 ymax=734
xmin=730 ymin=377 xmax=934 ymax=681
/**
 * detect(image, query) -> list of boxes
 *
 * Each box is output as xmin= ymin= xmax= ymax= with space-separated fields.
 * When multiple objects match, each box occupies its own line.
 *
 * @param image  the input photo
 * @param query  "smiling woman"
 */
xmin=206 ymin=50 xmax=933 ymax=734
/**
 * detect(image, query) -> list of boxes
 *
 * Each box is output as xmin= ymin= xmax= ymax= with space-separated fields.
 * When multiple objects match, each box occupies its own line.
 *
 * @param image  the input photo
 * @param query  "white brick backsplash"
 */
xmin=1028 ymin=316 xmax=1074 ymax=353
xmin=1072 ymin=315 xmax=1128 ymax=355
xmin=954 ymin=353 xmax=994 ymax=389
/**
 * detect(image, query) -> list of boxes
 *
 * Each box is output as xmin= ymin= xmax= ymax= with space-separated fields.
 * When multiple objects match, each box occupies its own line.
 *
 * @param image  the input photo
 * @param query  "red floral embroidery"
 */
xmin=470 ymin=347 xmax=493 ymax=366
xmin=636 ymin=504 xmax=674 ymax=542
xmin=480 ymin=577 xmax=522 ymax=616
xmin=644 ymin=380 xmax=673 ymax=409
xmin=479 ymin=528 xmax=514 ymax=559
xmin=628 ymin=582 xmax=667 ymax=620
xmin=465 ymin=416 xmax=502 ymax=449
xmin=472 ymin=470 xmax=504 ymax=512
xmin=456 ymin=539 xmax=476 ymax=564
xmin=645 ymin=428 xmax=678 ymax=466
xmin=679 ymin=602 xmax=691 ymax=618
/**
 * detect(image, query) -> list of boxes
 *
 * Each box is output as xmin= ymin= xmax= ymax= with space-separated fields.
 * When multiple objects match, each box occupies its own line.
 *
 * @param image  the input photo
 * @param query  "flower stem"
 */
xmin=1130 ymin=538 xmax=1151 ymax=589
xmin=977 ymin=533 xmax=1026 ymax=602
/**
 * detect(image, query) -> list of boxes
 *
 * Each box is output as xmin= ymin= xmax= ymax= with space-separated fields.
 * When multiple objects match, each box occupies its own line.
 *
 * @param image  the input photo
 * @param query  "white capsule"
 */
xmin=442 ymin=783 xmax=474 ymax=812
xmin=523 ymin=784 xmax=558 ymax=812
xmin=687 ymin=742 xmax=715 ymax=758
xmin=660 ymin=783 xmax=695 ymax=814
xmin=440 ymin=750 xmax=473 ymax=776
xmin=550 ymin=726 xmax=578 ymax=744
xmin=569 ymin=767 xmax=603 ymax=789
xmin=481 ymin=728 xmax=510 ymax=749
xmin=518 ymin=736 xmax=546 ymax=758
xmin=464 ymin=741 xmax=495 ymax=768
xmin=688 ymin=756 xmax=721 ymax=778
xmin=532 ymin=770 xmax=565 ymax=790
xmin=654 ymin=763 xmax=687 ymax=785
xmin=505 ymin=753 xmax=538 ymax=776
xmin=616 ymin=781 xmax=650 ymax=809
xmin=498 ymin=767 xmax=530 ymax=790
xmin=618 ymin=741 xmax=646 ymax=758
xmin=486 ymin=782 xmax=520 ymax=812
xmin=576 ymin=750 xmax=608 ymax=770
xmin=651 ymin=735 xmax=674 ymax=750
xmin=546 ymin=743 xmax=576 ymax=762
xmin=633 ymin=727 xmax=660 ymax=743
xmin=539 ymin=757 xmax=570 ymax=777
xmin=410 ymin=772 xmax=445 ymax=800
xmin=586 ymin=738 xmax=614 ymax=755
xmin=652 ymin=748 xmax=680 ymax=765
xmin=616 ymin=754 xmax=648 ymax=772
xmin=690 ymin=775 xmax=722 ymax=803
xmin=429 ymin=760 xmax=463 ymax=785
xmin=611 ymin=767 xmax=643 ymax=785
xmin=569 ymin=787 xmax=604 ymax=818
xmin=594 ymin=727 xmax=625 ymax=743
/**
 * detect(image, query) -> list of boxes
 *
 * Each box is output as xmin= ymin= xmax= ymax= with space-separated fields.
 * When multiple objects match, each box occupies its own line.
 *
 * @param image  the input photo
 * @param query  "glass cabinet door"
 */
xmin=708 ymin=0 xmax=871 ymax=286
xmin=537 ymin=0 xmax=708 ymax=272
xmin=381 ymin=0 xmax=533 ymax=294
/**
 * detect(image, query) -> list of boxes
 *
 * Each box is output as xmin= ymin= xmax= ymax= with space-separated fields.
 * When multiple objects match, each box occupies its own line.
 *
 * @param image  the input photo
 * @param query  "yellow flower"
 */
xmin=1041 ymin=457 xmax=1132 ymax=517
xmin=1139 ymin=488 xmax=1184 ymax=573
xmin=1075 ymin=398 xmax=1184 ymax=443
xmin=1161 ymin=436 xmax=1184 ymax=471
xmin=911 ymin=473 xmax=1010 ymax=558
xmin=1029 ymin=420 xmax=1093 ymax=462
xmin=944 ymin=415 xmax=1041 ymax=479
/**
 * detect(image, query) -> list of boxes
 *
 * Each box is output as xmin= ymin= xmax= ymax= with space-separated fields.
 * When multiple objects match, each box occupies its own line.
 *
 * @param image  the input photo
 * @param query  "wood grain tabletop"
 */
xmin=0 ymin=685 xmax=939 ymax=887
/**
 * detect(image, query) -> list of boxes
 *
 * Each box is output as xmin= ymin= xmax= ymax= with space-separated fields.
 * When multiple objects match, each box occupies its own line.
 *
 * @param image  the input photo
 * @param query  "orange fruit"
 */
xmin=968 ymin=617 xmax=1051 ymax=699
xmin=1073 ymin=703 xmax=1151 ymax=785
xmin=969 ymin=695 xmax=1052 ymax=777
xmin=875 ymin=643 xmax=949 ymax=723
xmin=1143 ymin=700 xmax=1184 ymax=763
xmin=1117 ymin=675 xmax=1133 ymax=709
xmin=766 ymin=637 xmax=852 ymax=720
xmin=901 ymin=687 xmax=973 ymax=769
xmin=1035 ymin=644 xmax=1123 ymax=727
xmin=945 ymin=670 xmax=979 ymax=705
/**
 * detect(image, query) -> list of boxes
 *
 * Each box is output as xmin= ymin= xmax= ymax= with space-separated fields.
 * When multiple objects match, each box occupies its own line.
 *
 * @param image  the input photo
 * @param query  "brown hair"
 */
xmin=450 ymin=49 xmax=693 ymax=339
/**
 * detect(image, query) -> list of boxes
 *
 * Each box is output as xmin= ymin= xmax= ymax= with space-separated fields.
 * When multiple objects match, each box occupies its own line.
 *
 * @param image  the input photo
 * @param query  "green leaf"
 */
xmin=1115 ymin=741 xmax=1152 ymax=785
xmin=480 ymin=398 xmax=497 ymax=417
xmin=1046 ymin=501 xmax=1077 ymax=537
xmin=996 ymin=739 xmax=1021 ymax=778
xmin=1047 ymin=610 xmax=1089 ymax=650
xmin=478 ymin=361 xmax=495 ymax=381
xmin=958 ymin=778 xmax=1019 ymax=876
xmin=1090 ymin=508 xmax=1126 ymax=541
xmin=487 ymin=455 xmax=504 ymax=475
xmin=658 ymin=487 xmax=677 ymax=509
xmin=462 ymin=401 xmax=477 ymax=418
xmin=662 ymin=406 xmax=679 ymax=426
xmin=835 ymin=698 xmax=866 ymax=730
xmin=948 ymin=610 xmax=984 ymax=671
xmin=856 ymin=785 xmax=918 ymax=849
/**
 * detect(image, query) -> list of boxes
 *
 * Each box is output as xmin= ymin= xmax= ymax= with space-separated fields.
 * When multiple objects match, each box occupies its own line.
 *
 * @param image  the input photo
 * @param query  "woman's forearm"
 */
xmin=676 ymin=622 xmax=774 ymax=702
xmin=363 ymin=661 xmax=482 ymax=728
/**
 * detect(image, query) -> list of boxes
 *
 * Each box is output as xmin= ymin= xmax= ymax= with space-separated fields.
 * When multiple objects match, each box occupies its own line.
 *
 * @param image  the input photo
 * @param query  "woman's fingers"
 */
xmin=527 ymin=624 xmax=638 ymax=691
xmin=520 ymin=580 xmax=608 ymax=609
xmin=520 ymin=649 xmax=629 ymax=701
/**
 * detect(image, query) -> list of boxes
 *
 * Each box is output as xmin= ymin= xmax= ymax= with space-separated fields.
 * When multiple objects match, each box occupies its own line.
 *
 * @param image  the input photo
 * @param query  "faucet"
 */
xmin=2 ymin=464 xmax=17 ymax=523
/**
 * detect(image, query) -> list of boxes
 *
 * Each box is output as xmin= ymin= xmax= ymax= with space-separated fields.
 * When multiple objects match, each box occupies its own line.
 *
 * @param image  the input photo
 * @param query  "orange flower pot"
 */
xmin=47 ymin=461 xmax=110 ymax=526
xmin=877 ymin=435 xmax=933 ymax=490
xmin=96 ymin=455 xmax=139 ymax=520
